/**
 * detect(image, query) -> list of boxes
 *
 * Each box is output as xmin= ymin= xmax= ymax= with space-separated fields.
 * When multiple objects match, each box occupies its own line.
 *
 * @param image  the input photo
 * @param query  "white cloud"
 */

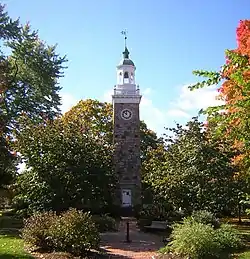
xmin=143 ymin=87 xmax=152 ymax=95
xmin=102 ymin=89 xmax=113 ymax=103
xmin=140 ymin=95 xmax=166 ymax=133
xmin=61 ymin=83 xmax=224 ymax=136
xmin=166 ymin=109 xmax=190 ymax=118
xmin=139 ymin=84 xmax=225 ymax=134
xmin=171 ymin=84 xmax=224 ymax=115
xmin=60 ymin=93 xmax=79 ymax=113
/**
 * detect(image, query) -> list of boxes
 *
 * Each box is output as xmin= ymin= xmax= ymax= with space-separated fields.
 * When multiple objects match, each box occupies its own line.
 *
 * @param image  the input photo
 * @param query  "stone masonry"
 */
xmin=113 ymin=102 xmax=141 ymax=208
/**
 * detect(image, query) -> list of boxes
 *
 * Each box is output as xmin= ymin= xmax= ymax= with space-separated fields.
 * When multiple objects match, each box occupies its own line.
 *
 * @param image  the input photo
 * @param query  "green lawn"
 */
xmin=238 ymin=251 xmax=250 ymax=259
xmin=233 ymin=222 xmax=250 ymax=259
xmin=0 ymin=211 xmax=33 ymax=259
xmin=0 ymin=234 xmax=34 ymax=259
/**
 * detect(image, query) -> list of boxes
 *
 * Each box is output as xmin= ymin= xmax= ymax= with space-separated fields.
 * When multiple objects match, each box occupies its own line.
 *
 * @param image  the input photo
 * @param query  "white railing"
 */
xmin=113 ymin=86 xmax=140 ymax=96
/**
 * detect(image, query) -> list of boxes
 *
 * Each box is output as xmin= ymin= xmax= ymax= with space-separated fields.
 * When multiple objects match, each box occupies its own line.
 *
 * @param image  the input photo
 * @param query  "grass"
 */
xmin=233 ymin=222 xmax=250 ymax=259
xmin=0 ymin=234 xmax=34 ymax=259
xmin=0 ymin=209 xmax=33 ymax=258
xmin=238 ymin=251 xmax=250 ymax=259
xmin=220 ymin=217 xmax=250 ymax=258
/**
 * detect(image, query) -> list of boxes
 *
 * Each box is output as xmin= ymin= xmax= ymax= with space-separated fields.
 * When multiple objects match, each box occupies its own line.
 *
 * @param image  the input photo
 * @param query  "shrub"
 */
xmin=22 ymin=209 xmax=100 ymax=255
xmin=48 ymin=209 xmax=100 ymax=255
xmin=168 ymin=220 xmax=220 ymax=259
xmin=215 ymin=224 xmax=244 ymax=251
xmin=22 ymin=211 xmax=57 ymax=249
xmin=139 ymin=203 xmax=171 ymax=221
xmin=162 ymin=218 xmax=244 ymax=259
xmin=189 ymin=210 xmax=220 ymax=228
xmin=92 ymin=214 xmax=117 ymax=232
xmin=158 ymin=245 xmax=171 ymax=254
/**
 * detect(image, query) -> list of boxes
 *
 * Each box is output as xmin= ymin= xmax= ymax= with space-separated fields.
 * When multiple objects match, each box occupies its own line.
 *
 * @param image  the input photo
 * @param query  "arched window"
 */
xmin=124 ymin=71 xmax=129 ymax=84
xmin=124 ymin=71 xmax=129 ymax=78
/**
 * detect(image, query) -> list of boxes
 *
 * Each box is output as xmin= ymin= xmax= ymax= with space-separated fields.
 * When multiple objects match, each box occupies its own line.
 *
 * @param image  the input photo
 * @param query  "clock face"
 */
xmin=121 ymin=109 xmax=133 ymax=120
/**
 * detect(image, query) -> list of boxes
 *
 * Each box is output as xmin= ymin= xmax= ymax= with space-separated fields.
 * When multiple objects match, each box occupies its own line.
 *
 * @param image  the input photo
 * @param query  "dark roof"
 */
xmin=120 ymin=46 xmax=135 ymax=66
xmin=121 ymin=58 xmax=135 ymax=66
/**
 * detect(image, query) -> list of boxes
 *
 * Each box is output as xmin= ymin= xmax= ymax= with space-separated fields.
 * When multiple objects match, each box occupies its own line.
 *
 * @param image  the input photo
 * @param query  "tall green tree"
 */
xmin=143 ymin=118 xmax=243 ymax=216
xmin=189 ymin=20 xmax=250 ymax=175
xmin=13 ymin=99 xmax=162 ymax=214
xmin=188 ymin=20 xmax=250 ymax=217
xmin=0 ymin=4 xmax=66 ymax=188
xmin=14 ymin=115 xmax=114 ymax=215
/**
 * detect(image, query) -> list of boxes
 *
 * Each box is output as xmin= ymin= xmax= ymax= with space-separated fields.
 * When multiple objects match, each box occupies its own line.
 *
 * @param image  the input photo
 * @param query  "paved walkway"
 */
xmin=100 ymin=220 xmax=164 ymax=259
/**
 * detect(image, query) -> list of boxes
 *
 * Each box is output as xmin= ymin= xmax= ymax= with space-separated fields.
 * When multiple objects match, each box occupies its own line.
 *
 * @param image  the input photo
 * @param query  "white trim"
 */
xmin=112 ymin=96 xmax=141 ymax=104
xmin=117 ymin=64 xmax=136 ymax=70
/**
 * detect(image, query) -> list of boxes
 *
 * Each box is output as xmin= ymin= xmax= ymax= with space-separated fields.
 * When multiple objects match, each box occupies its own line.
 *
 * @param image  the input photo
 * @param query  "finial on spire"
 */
xmin=121 ymin=30 xmax=130 ymax=59
xmin=121 ymin=29 xmax=128 ymax=47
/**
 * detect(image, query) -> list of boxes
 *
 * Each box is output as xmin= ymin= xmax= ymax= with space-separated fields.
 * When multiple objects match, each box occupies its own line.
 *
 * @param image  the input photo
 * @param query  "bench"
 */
xmin=144 ymin=220 xmax=169 ymax=230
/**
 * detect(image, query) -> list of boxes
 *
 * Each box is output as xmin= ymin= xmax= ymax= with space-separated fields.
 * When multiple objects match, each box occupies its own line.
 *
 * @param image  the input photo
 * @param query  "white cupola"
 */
xmin=112 ymin=36 xmax=141 ymax=104
xmin=117 ymin=47 xmax=136 ymax=85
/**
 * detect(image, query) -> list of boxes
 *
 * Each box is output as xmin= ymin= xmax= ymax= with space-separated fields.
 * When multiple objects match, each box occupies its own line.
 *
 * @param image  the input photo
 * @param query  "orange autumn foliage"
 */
xmin=236 ymin=20 xmax=250 ymax=57
xmin=219 ymin=20 xmax=250 ymax=101
xmin=217 ymin=20 xmax=250 ymax=166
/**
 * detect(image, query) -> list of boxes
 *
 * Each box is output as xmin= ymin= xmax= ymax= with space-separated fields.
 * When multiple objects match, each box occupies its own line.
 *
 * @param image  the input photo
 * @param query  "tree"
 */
xmin=140 ymin=120 xmax=163 ymax=162
xmin=189 ymin=20 xmax=250 ymax=173
xmin=0 ymin=4 xmax=67 ymax=188
xmin=62 ymin=99 xmax=162 ymax=159
xmin=143 ymin=118 xmax=242 ymax=216
xmin=0 ymin=4 xmax=21 ymax=188
xmin=2 ymin=23 xmax=66 ymax=132
xmin=13 ymin=99 xmax=162 ymax=214
xmin=13 ymin=115 xmax=114 ymax=215
xmin=63 ymin=99 xmax=113 ymax=144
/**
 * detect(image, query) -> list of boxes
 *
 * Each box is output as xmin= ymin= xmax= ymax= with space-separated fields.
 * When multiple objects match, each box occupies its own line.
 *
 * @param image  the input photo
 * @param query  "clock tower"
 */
xmin=112 ymin=33 xmax=142 ymax=215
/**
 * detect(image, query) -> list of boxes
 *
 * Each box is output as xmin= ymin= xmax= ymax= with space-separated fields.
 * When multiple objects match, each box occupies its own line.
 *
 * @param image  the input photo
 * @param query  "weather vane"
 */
xmin=121 ymin=29 xmax=128 ymax=47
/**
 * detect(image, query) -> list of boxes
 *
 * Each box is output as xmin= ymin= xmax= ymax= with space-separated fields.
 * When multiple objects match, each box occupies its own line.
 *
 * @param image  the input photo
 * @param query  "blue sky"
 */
xmin=5 ymin=0 xmax=250 ymax=135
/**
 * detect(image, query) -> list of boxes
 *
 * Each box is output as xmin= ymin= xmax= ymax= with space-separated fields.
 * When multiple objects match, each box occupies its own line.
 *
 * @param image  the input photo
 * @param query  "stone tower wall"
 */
xmin=113 ymin=102 xmax=141 ymax=208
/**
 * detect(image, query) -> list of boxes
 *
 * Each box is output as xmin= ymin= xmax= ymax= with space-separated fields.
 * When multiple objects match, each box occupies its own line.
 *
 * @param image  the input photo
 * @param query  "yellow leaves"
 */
xmin=61 ymin=99 xmax=113 ymax=142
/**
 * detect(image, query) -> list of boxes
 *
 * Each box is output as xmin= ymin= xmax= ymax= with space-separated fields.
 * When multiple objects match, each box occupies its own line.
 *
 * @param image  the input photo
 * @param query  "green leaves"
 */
xmin=5 ymin=24 xmax=67 ymax=128
xmin=0 ymin=4 xmax=66 ymax=188
xmin=14 ymin=98 xmax=162 ymax=214
xmin=166 ymin=216 xmax=243 ymax=258
xmin=0 ymin=4 xmax=20 ymax=40
xmin=189 ymin=27 xmax=250 ymax=179
xmin=14 ymin=112 xmax=115 ymax=214
xmin=22 ymin=209 xmax=100 ymax=254
xmin=143 ymin=118 xmax=241 ymax=215
xmin=189 ymin=70 xmax=221 ymax=90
